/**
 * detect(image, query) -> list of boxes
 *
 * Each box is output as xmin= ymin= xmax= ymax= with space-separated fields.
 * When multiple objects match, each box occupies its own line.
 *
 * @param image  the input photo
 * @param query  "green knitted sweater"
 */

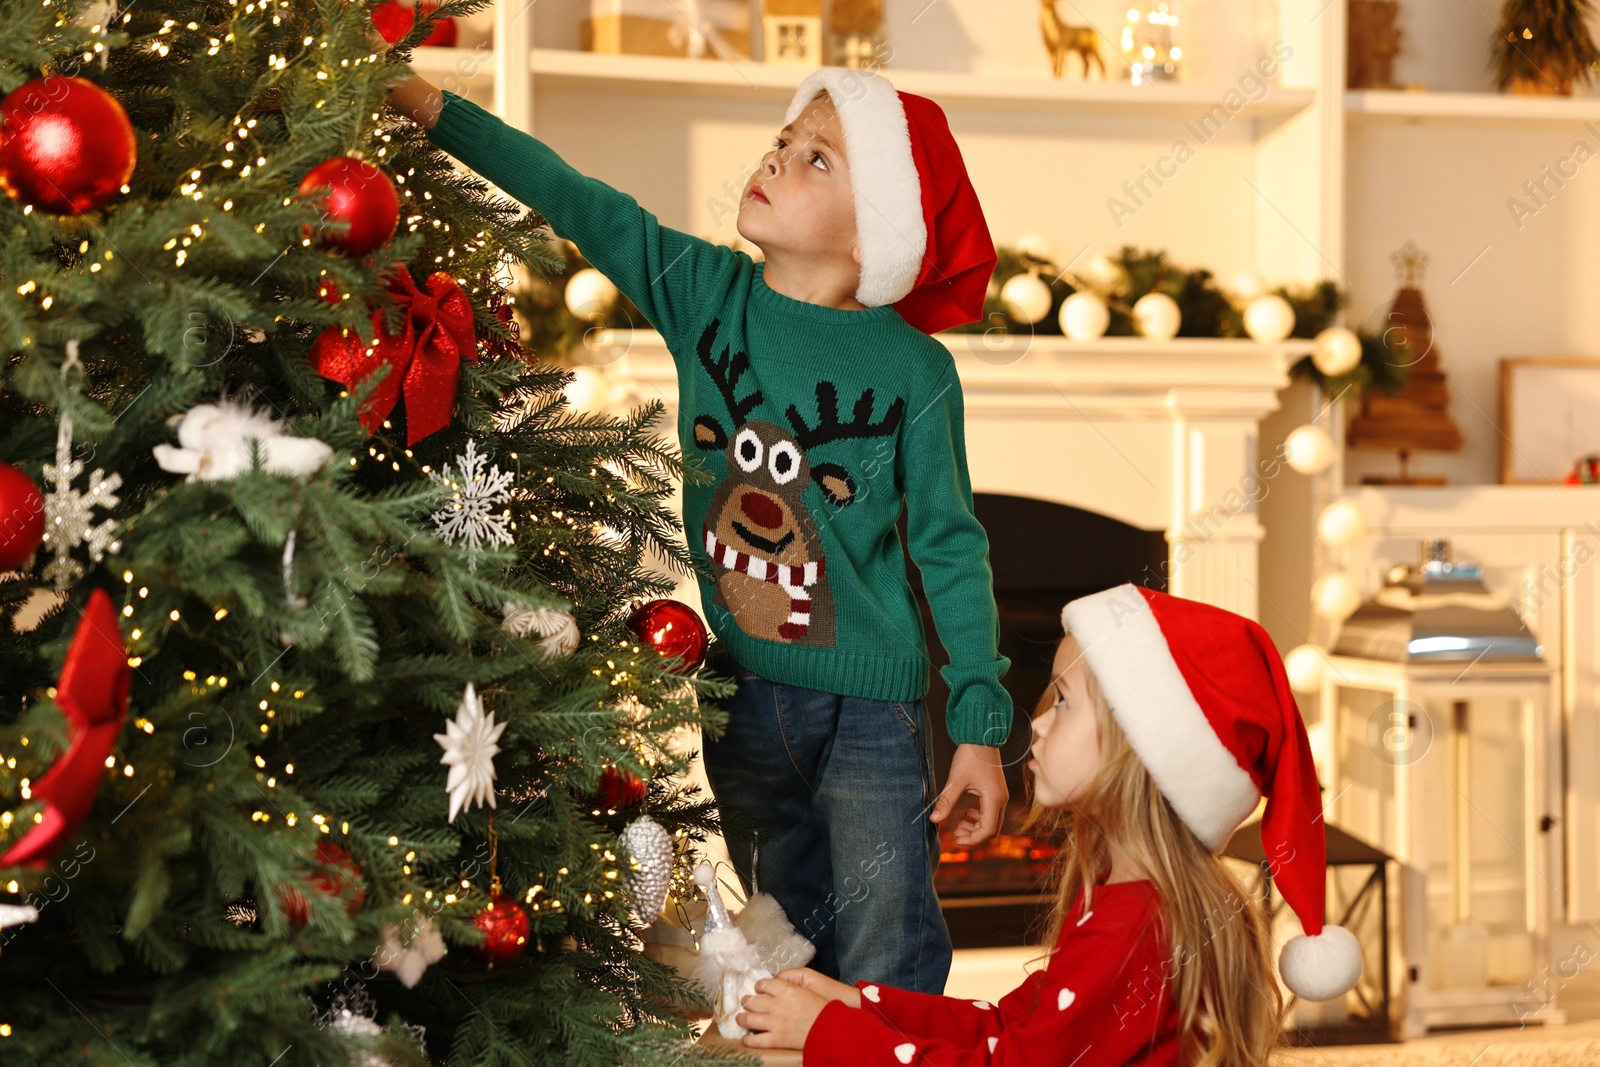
xmin=426 ymin=90 xmax=1012 ymax=746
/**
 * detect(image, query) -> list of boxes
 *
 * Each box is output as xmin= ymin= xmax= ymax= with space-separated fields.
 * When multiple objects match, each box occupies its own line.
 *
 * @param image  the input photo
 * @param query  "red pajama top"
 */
xmin=802 ymin=880 xmax=1179 ymax=1067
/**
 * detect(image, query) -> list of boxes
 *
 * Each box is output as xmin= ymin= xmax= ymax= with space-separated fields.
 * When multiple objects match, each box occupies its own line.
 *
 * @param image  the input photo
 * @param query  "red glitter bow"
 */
xmin=311 ymin=266 xmax=477 ymax=445
xmin=1 ymin=589 xmax=131 ymax=870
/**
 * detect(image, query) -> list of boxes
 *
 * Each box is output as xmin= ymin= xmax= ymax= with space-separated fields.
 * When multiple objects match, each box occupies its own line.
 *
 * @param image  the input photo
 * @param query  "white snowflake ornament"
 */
xmin=41 ymin=411 xmax=121 ymax=589
xmin=429 ymin=439 xmax=513 ymax=568
xmin=502 ymin=600 xmax=580 ymax=660
xmin=433 ymin=682 xmax=506 ymax=823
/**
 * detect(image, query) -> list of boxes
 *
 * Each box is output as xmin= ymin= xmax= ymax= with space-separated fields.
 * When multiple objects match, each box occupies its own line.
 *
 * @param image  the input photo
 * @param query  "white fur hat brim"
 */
xmin=785 ymin=68 xmax=927 ymax=308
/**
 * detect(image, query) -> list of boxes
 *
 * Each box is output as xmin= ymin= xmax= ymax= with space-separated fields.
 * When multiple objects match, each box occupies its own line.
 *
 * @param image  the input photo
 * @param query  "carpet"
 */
xmin=1276 ymin=1035 xmax=1600 ymax=1065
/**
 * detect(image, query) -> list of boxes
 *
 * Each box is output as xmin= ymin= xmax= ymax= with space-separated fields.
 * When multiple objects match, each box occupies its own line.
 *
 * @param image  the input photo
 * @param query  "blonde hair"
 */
xmin=1019 ymin=634 xmax=1283 ymax=1067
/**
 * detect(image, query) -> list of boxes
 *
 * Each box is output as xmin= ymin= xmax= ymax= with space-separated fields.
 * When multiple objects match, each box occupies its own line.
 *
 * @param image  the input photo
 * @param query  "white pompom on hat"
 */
xmin=783 ymin=67 xmax=996 ymax=335
xmin=1059 ymin=583 xmax=1363 ymax=1002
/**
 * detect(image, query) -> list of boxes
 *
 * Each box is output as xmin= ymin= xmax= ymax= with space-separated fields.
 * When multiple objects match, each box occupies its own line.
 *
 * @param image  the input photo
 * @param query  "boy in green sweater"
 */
xmin=386 ymin=59 xmax=1014 ymax=994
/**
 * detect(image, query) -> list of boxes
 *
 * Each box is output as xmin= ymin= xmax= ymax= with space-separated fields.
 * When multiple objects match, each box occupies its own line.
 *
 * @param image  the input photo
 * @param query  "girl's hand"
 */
xmin=737 ymin=975 xmax=831 ymax=1050
xmin=773 ymin=967 xmax=863 ymax=1009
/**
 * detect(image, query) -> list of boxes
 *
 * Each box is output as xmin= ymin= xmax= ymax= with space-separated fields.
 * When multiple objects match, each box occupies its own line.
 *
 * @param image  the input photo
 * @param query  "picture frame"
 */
xmin=1498 ymin=356 xmax=1600 ymax=484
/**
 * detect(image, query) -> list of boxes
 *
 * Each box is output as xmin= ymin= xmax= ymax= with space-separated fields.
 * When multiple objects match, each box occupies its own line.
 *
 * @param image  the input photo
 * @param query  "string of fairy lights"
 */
xmin=0 ymin=5 xmax=720 ymax=1038
xmin=0 ymin=558 xmax=694 ymax=921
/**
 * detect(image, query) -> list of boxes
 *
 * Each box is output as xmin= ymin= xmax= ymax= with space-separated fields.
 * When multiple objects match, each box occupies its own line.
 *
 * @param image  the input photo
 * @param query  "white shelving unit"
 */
xmin=524 ymin=47 xmax=1319 ymax=116
xmin=1347 ymin=87 xmax=1600 ymax=123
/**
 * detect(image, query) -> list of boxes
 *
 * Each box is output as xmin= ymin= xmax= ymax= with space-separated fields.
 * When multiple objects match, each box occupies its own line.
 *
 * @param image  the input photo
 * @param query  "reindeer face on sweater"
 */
xmin=691 ymin=320 xmax=903 ymax=646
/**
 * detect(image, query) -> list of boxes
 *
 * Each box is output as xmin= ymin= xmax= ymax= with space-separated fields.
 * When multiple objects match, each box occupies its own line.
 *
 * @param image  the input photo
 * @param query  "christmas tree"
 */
xmin=0 ymin=1 xmax=748 ymax=1063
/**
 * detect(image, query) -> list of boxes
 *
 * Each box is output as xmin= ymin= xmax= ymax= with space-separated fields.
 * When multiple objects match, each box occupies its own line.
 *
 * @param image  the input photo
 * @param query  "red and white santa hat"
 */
xmin=1059 ymin=583 xmax=1363 ymax=1003
xmin=783 ymin=68 xmax=996 ymax=336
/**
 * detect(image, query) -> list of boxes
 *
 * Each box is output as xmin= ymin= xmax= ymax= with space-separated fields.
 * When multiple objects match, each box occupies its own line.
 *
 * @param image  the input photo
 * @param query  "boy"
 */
xmin=386 ymin=61 xmax=1014 ymax=994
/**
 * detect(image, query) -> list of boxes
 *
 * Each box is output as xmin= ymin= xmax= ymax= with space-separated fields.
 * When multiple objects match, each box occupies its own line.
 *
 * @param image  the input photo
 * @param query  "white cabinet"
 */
xmin=1337 ymin=487 xmax=1600 ymax=930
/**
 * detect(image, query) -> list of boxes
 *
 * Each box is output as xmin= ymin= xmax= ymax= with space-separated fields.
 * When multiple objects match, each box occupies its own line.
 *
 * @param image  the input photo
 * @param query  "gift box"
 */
xmin=580 ymin=0 xmax=751 ymax=59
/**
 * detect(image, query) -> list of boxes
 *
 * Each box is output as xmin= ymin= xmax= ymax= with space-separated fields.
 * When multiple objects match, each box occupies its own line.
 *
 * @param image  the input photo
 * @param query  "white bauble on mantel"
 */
xmin=1000 ymin=272 xmax=1053 ymax=325
xmin=1082 ymin=253 xmax=1125 ymax=292
xmin=1059 ymin=291 xmax=1110 ymax=341
xmin=564 ymin=267 xmax=618 ymax=320
xmin=1244 ymin=294 xmax=1296 ymax=342
xmin=1317 ymin=499 xmax=1367 ymax=547
xmin=1284 ymin=424 xmax=1336 ymax=475
xmin=1132 ymin=292 xmax=1181 ymax=340
xmin=1312 ymin=572 xmax=1363 ymax=620
xmin=1312 ymin=326 xmax=1362 ymax=376
xmin=563 ymin=365 xmax=609 ymax=412
xmin=1284 ymin=644 xmax=1329 ymax=693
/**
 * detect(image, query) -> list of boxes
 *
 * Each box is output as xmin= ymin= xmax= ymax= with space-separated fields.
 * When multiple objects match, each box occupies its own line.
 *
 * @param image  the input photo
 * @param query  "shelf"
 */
xmin=1346 ymin=88 xmax=1600 ymax=124
xmin=527 ymin=48 xmax=1317 ymax=118
xmin=406 ymin=45 xmax=496 ymax=95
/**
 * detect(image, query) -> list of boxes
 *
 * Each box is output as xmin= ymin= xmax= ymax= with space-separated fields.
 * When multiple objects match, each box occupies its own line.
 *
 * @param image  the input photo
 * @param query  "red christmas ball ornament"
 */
xmin=472 ymin=893 xmax=529 ymax=965
xmin=0 ymin=461 xmax=46 ymax=570
xmin=296 ymin=157 xmax=398 ymax=258
xmin=599 ymin=765 xmax=647 ymax=809
xmin=372 ymin=1 xmax=459 ymax=46
xmin=281 ymin=839 xmax=366 ymax=927
xmin=626 ymin=599 xmax=708 ymax=671
xmin=0 ymin=76 xmax=135 ymax=214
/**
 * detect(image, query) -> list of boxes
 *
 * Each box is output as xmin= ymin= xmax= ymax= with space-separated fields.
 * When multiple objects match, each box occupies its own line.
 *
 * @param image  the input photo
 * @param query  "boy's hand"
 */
xmin=366 ymin=19 xmax=446 ymax=130
xmin=737 ymin=975 xmax=830 ymax=1050
xmin=931 ymin=744 xmax=1008 ymax=847
xmin=773 ymin=967 xmax=862 ymax=1009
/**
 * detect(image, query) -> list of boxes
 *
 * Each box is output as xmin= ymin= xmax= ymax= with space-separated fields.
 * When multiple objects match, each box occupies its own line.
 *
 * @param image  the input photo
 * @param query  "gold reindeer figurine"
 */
xmin=1040 ymin=0 xmax=1105 ymax=79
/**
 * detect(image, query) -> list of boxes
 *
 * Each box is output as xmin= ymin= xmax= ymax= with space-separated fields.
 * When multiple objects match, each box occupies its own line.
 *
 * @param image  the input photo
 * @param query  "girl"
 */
xmin=734 ymin=583 xmax=1363 ymax=1065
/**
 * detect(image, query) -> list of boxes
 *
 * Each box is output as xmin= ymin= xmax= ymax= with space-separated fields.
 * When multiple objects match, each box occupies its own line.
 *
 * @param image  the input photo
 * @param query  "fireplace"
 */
xmin=602 ymin=328 xmax=1303 ymax=946
xmin=900 ymin=494 xmax=1168 ymax=948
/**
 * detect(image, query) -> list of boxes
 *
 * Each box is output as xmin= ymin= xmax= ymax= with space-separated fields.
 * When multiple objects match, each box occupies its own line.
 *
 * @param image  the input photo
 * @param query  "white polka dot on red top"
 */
xmin=862 ymin=984 xmax=881 ymax=1003
xmin=973 ymin=1000 xmax=991 ymax=1009
xmin=894 ymin=1042 xmax=917 ymax=1063
xmin=1058 ymin=988 xmax=1077 ymax=1010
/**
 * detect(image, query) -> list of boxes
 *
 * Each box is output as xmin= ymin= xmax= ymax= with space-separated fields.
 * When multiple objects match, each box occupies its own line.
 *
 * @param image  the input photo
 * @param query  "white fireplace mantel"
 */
xmin=594 ymin=330 xmax=1312 ymax=621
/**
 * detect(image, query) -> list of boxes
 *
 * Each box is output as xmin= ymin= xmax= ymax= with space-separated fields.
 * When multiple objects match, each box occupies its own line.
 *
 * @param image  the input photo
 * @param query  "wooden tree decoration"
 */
xmin=1345 ymin=242 xmax=1463 ymax=484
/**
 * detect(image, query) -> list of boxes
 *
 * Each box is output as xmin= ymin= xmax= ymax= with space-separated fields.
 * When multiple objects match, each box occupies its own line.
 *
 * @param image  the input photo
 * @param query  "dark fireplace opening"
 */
xmin=897 ymin=493 xmax=1167 ymax=949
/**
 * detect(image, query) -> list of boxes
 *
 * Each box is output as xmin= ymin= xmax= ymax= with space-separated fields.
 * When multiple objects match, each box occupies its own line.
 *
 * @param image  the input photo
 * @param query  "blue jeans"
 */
xmin=700 ymin=647 xmax=952 ymax=994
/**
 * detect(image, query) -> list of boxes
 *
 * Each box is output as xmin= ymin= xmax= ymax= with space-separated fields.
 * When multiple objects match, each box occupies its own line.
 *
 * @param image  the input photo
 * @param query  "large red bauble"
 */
xmin=296 ymin=157 xmax=398 ymax=258
xmin=281 ymin=839 xmax=366 ymax=926
xmin=0 ymin=461 xmax=46 ymax=570
xmin=372 ymin=1 xmax=459 ymax=46
xmin=599 ymin=765 xmax=647 ymax=809
xmin=471 ymin=894 xmax=529 ymax=964
xmin=626 ymin=599 xmax=708 ymax=672
xmin=0 ymin=77 xmax=135 ymax=215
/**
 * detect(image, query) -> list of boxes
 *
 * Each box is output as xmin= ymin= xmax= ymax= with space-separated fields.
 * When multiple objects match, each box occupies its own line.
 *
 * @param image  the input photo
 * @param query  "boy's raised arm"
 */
xmin=385 ymin=68 xmax=736 ymax=352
